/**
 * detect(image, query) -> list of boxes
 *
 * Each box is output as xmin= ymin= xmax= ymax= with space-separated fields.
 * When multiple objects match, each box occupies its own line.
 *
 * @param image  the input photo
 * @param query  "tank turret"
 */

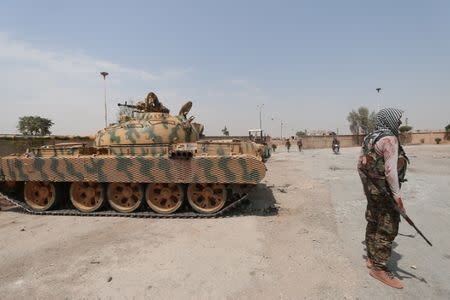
xmin=95 ymin=92 xmax=202 ymax=146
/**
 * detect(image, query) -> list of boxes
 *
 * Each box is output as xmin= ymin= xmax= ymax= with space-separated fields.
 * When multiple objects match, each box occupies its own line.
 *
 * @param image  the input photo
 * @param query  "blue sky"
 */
xmin=0 ymin=0 xmax=449 ymax=136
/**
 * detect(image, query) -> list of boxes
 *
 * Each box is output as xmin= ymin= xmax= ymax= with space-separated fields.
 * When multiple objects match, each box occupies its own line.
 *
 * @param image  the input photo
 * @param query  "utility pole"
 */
xmin=280 ymin=121 xmax=283 ymax=140
xmin=101 ymin=72 xmax=109 ymax=127
xmin=376 ymin=88 xmax=382 ymax=112
xmin=257 ymin=104 xmax=264 ymax=130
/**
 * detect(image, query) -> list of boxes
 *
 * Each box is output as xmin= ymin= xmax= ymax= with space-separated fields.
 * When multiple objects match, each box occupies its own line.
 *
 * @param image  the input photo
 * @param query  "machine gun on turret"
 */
xmin=117 ymin=101 xmax=139 ymax=110
xmin=117 ymin=101 xmax=142 ymax=122
xmin=117 ymin=100 xmax=152 ymax=114
xmin=117 ymin=92 xmax=170 ymax=114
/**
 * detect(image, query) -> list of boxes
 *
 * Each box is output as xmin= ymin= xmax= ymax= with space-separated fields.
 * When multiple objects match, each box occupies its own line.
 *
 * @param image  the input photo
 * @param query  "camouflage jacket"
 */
xmin=358 ymin=131 xmax=409 ymax=199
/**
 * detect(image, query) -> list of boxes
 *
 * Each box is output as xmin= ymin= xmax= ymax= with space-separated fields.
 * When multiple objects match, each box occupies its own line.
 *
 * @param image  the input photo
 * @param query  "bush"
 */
xmin=399 ymin=125 xmax=413 ymax=133
xmin=435 ymin=138 xmax=442 ymax=144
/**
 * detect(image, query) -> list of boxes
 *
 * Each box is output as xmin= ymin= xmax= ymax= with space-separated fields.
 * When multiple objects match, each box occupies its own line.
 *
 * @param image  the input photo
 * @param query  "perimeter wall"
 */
xmin=0 ymin=131 xmax=447 ymax=156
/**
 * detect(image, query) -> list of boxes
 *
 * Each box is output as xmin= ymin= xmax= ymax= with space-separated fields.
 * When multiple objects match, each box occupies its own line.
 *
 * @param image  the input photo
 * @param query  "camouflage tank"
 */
xmin=0 ymin=92 xmax=266 ymax=217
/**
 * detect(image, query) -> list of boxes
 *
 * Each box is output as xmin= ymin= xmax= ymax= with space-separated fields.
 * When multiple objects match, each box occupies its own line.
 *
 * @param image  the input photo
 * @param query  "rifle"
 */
xmin=361 ymin=169 xmax=433 ymax=247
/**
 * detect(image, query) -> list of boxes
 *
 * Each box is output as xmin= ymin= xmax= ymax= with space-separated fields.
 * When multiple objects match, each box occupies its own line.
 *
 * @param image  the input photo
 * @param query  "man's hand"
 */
xmin=394 ymin=196 xmax=406 ymax=214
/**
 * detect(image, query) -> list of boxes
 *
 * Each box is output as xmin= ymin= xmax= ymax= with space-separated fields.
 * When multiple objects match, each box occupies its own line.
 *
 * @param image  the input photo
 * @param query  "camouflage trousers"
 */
xmin=358 ymin=170 xmax=400 ymax=270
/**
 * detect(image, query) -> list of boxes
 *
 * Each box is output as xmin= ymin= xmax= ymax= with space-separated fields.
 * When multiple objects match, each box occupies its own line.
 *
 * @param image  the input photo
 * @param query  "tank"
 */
xmin=0 ymin=92 xmax=266 ymax=217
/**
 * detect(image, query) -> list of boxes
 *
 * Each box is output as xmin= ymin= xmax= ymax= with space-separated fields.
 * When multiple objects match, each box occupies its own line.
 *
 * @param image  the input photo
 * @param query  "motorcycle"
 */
xmin=332 ymin=143 xmax=340 ymax=154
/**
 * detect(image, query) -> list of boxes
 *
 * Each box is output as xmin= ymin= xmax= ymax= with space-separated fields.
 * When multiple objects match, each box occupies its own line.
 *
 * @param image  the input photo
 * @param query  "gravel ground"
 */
xmin=0 ymin=145 xmax=449 ymax=299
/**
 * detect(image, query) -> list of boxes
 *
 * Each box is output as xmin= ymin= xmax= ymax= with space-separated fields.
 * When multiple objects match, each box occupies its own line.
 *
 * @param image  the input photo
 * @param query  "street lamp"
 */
xmin=280 ymin=120 xmax=284 ymax=140
xmin=101 ymin=72 xmax=109 ymax=127
xmin=270 ymin=117 xmax=283 ymax=139
xmin=257 ymin=104 xmax=264 ymax=130
xmin=376 ymin=88 xmax=382 ymax=112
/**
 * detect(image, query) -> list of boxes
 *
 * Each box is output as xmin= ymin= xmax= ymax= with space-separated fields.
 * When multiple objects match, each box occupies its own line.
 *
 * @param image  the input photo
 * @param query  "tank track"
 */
xmin=0 ymin=191 xmax=248 ymax=219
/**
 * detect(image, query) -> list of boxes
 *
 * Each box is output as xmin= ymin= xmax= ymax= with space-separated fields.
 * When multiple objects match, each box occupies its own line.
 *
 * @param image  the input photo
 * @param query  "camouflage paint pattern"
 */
xmin=1 ymin=154 xmax=265 ymax=184
xmin=0 ymin=94 xmax=266 ymax=191
xmin=197 ymin=140 xmax=263 ymax=158
xmin=0 ymin=157 xmax=4 ymax=182
xmin=95 ymin=112 xmax=201 ymax=146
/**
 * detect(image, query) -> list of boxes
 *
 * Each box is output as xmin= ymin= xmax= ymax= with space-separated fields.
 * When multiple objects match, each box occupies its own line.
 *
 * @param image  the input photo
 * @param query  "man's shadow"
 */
xmin=361 ymin=240 xmax=427 ymax=283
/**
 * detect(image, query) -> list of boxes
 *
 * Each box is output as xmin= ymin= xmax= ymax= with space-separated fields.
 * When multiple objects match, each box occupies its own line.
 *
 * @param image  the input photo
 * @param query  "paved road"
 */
xmin=0 ymin=145 xmax=449 ymax=299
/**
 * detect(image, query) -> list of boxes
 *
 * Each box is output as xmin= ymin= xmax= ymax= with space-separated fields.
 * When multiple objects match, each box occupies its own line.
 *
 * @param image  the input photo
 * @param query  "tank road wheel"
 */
xmin=70 ymin=182 xmax=105 ymax=213
xmin=107 ymin=183 xmax=143 ymax=213
xmin=24 ymin=181 xmax=59 ymax=211
xmin=187 ymin=183 xmax=227 ymax=214
xmin=145 ymin=183 xmax=185 ymax=214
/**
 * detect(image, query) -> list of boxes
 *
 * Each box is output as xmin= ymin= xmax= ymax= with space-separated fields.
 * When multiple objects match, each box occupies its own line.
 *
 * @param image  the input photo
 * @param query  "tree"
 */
xmin=399 ymin=120 xmax=413 ymax=144
xmin=399 ymin=125 xmax=413 ymax=133
xmin=347 ymin=110 xmax=359 ymax=135
xmin=347 ymin=107 xmax=376 ymax=135
xmin=221 ymin=126 xmax=229 ymax=136
xmin=17 ymin=116 xmax=54 ymax=136
xmin=445 ymin=124 xmax=450 ymax=140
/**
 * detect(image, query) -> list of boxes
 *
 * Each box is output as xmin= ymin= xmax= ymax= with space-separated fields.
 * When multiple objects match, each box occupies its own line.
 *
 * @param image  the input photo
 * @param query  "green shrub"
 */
xmin=399 ymin=125 xmax=412 ymax=133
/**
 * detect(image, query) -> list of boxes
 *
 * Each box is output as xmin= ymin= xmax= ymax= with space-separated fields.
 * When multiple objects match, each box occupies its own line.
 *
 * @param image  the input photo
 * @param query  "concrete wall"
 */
xmin=409 ymin=131 xmax=448 ymax=145
xmin=270 ymin=131 xmax=448 ymax=150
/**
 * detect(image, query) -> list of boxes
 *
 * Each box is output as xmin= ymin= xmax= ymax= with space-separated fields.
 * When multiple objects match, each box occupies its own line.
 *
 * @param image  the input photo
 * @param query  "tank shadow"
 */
xmin=361 ymin=240 xmax=428 ymax=283
xmin=238 ymin=183 xmax=279 ymax=217
xmin=0 ymin=197 xmax=17 ymax=211
xmin=0 ymin=206 xmax=23 ymax=213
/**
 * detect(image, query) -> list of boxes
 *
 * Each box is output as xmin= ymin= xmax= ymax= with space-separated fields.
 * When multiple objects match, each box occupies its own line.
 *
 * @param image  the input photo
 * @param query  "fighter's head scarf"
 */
xmin=375 ymin=108 xmax=403 ymax=136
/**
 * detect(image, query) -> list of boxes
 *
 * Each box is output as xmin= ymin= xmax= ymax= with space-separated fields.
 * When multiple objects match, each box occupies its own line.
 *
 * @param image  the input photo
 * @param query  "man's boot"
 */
xmin=367 ymin=258 xmax=373 ymax=269
xmin=369 ymin=269 xmax=403 ymax=289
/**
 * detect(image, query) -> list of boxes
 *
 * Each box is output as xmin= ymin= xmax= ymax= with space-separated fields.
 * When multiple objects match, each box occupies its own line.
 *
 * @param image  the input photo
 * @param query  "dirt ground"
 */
xmin=1 ymin=145 xmax=449 ymax=299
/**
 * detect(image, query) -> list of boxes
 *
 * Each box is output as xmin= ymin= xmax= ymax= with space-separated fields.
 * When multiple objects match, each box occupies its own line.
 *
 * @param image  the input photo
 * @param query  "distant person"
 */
xmin=332 ymin=136 xmax=340 ymax=154
xmin=357 ymin=108 xmax=408 ymax=289
xmin=297 ymin=139 xmax=303 ymax=152
xmin=285 ymin=139 xmax=291 ymax=152
xmin=271 ymin=144 xmax=277 ymax=152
